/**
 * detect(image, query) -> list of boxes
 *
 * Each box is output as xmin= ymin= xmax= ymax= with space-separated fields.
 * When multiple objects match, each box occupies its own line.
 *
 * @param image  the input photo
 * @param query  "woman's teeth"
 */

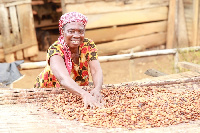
xmin=72 ymin=41 xmax=79 ymax=43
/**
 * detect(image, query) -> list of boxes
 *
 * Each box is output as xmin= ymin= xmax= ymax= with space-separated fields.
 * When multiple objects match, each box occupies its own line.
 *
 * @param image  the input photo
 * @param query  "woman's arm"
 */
xmin=89 ymin=60 xmax=103 ymax=102
xmin=50 ymin=55 xmax=102 ymax=108
xmin=50 ymin=55 xmax=85 ymax=96
xmin=89 ymin=60 xmax=103 ymax=89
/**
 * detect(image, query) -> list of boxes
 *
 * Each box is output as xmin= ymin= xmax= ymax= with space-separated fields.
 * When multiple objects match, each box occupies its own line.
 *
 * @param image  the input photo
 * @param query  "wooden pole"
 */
xmin=166 ymin=0 xmax=177 ymax=49
xmin=20 ymin=61 xmax=47 ymax=70
xmin=129 ymin=49 xmax=134 ymax=81
xmin=192 ymin=0 xmax=199 ymax=46
xmin=19 ymin=46 xmax=200 ymax=70
xmin=174 ymin=51 xmax=179 ymax=73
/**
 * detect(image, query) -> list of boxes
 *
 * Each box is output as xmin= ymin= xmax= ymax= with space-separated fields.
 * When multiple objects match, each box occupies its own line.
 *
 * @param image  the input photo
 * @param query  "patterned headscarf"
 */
xmin=58 ymin=12 xmax=88 ymax=74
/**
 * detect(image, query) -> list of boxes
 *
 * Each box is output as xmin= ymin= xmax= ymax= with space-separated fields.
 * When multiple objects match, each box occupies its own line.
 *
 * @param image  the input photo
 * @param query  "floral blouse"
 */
xmin=34 ymin=38 xmax=98 ymax=88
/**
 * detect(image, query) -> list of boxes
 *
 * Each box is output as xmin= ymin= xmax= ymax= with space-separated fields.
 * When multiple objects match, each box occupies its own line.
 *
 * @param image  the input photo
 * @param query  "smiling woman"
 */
xmin=33 ymin=12 xmax=104 ymax=108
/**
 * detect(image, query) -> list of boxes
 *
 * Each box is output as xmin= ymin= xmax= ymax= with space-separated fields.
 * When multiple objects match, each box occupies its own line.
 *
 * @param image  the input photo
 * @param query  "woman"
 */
xmin=34 ymin=12 xmax=103 ymax=108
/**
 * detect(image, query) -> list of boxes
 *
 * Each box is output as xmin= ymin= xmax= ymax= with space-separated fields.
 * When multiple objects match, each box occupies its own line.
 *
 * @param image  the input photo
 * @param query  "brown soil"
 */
xmin=13 ymin=52 xmax=175 ymax=89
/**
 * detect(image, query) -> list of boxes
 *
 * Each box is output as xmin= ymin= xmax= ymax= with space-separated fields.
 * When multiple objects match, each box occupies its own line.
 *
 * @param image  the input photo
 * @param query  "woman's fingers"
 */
xmin=83 ymin=93 xmax=103 ymax=108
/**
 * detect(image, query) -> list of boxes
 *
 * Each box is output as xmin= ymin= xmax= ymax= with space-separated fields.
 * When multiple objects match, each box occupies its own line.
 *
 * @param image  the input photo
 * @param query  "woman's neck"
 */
xmin=69 ymin=47 xmax=79 ymax=54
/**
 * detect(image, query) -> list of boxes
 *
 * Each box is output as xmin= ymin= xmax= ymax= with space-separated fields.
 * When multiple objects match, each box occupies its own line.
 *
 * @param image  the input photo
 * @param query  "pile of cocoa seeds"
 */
xmin=40 ymin=84 xmax=200 ymax=130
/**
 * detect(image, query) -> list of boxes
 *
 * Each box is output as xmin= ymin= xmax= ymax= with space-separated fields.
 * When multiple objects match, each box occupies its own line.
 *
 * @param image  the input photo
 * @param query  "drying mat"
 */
xmin=0 ymin=71 xmax=200 ymax=133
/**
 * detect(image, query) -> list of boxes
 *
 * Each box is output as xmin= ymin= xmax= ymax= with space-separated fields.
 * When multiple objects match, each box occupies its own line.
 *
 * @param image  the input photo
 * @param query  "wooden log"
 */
xmin=19 ymin=46 xmax=200 ymax=69
xmin=85 ymin=21 xmax=167 ymax=44
xmin=64 ymin=0 xmax=169 ymax=14
xmin=192 ymin=0 xmax=199 ymax=46
xmin=178 ymin=61 xmax=200 ymax=72
xmin=98 ymin=46 xmax=200 ymax=62
xmin=177 ymin=0 xmax=189 ymax=48
xmin=166 ymin=0 xmax=177 ymax=49
xmin=86 ymin=6 xmax=168 ymax=29
xmin=20 ymin=61 xmax=47 ymax=70
xmin=97 ymin=32 xmax=166 ymax=56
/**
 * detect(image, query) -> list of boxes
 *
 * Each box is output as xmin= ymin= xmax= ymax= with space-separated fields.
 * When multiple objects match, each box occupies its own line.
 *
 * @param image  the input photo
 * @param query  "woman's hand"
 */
xmin=81 ymin=91 xmax=103 ymax=108
xmin=90 ymin=88 xmax=102 ymax=103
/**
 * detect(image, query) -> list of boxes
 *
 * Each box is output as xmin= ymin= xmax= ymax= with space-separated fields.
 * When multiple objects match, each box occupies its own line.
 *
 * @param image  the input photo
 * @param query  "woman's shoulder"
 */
xmin=82 ymin=38 xmax=95 ymax=46
xmin=48 ymin=41 xmax=62 ymax=50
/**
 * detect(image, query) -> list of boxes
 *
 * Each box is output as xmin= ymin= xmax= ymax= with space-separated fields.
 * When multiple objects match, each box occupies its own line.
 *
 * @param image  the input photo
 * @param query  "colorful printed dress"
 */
xmin=34 ymin=38 xmax=98 ymax=88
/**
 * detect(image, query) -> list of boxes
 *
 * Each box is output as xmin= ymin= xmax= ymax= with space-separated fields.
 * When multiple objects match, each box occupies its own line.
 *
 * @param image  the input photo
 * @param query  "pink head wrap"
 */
xmin=57 ymin=12 xmax=88 ymax=74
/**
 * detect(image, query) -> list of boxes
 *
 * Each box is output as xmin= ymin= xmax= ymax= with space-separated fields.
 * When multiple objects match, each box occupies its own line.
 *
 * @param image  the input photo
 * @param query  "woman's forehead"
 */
xmin=64 ymin=21 xmax=85 ymax=29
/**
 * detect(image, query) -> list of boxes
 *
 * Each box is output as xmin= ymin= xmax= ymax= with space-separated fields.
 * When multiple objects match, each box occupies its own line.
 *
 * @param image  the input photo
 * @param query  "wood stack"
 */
xmin=0 ymin=0 xmax=38 ymax=63
xmin=61 ymin=0 xmax=169 ymax=55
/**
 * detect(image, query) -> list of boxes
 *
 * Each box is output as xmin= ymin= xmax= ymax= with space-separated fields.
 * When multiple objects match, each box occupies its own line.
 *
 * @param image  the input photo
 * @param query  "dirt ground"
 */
xmin=13 ymin=52 xmax=175 ymax=89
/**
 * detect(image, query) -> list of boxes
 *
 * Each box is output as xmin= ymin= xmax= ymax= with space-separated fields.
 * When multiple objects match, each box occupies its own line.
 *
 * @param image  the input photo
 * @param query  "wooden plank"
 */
xmin=9 ymin=6 xmax=21 ymax=45
xmin=85 ymin=21 xmax=167 ymax=43
xmin=4 ymin=42 xmax=37 ymax=54
xmin=5 ymin=0 xmax=31 ymax=7
xmin=192 ymin=0 xmax=199 ymax=46
xmin=184 ymin=3 xmax=193 ymax=46
xmin=16 ymin=3 xmax=38 ymax=57
xmin=34 ymin=19 xmax=59 ymax=29
xmin=97 ymin=32 xmax=166 ymax=56
xmin=61 ymin=0 xmax=66 ymax=14
xmin=9 ymin=6 xmax=23 ymax=59
xmin=178 ymin=61 xmax=200 ymax=72
xmin=64 ymin=0 xmax=169 ymax=14
xmin=64 ymin=0 xmax=103 ymax=4
xmin=17 ymin=3 xmax=37 ymax=44
xmin=0 ymin=4 xmax=12 ymax=48
xmin=166 ymin=0 xmax=177 ymax=49
xmin=86 ymin=6 xmax=168 ymax=29
xmin=177 ymin=0 xmax=189 ymax=48
xmin=1 ymin=0 xmax=28 ymax=4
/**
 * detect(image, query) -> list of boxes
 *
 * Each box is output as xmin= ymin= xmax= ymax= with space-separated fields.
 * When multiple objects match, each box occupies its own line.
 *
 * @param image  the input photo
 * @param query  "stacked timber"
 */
xmin=61 ymin=0 xmax=169 ymax=55
xmin=0 ymin=0 xmax=38 ymax=63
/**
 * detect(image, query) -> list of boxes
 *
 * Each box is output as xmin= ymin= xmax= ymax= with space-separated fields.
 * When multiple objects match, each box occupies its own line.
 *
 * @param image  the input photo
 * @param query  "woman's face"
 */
xmin=63 ymin=21 xmax=85 ymax=50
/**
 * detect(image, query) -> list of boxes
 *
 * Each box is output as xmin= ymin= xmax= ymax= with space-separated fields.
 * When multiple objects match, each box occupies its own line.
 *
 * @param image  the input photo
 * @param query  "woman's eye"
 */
xmin=79 ymin=30 xmax=85 ymax=34
xmin=68 ymin=30 xmax=74 ymax=34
